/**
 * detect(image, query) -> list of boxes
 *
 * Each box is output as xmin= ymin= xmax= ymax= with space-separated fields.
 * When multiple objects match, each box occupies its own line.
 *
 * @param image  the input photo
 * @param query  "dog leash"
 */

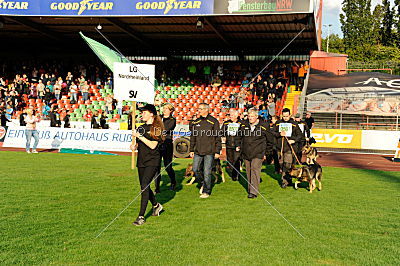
xmin=284 ymin=136 xmax=302 ymax=165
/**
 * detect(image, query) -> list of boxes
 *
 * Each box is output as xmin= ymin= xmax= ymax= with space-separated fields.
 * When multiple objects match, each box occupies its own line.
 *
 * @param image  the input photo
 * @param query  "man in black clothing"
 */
xmin=294 ymin=114 xmax=310 ymax=163
xmin=236 ymin=108 xmax=275 ymax=198
xmin=190 ymin=103 xmax=222 ymax=198
xmin=155 ymin=103 xmax=177 ymax=192
xmin=49 ymin=107 xmax=61 ymax=127
xmin=100 ymin=112 xmax=109 ymax=129
xmin=91 ymin=111 xmax=101 ymax=129
xmin=304 ymin=112 xmax=315 ymax=130
xmin=63 ymin=110 xmax=71 ymax=128
xmin=19 ymin=110 xmax=27 ymax=126
xmin=221 ymin=108 xmax=242 ymax=181
xmin=272 ymin=108 xmax=304 ymax=188
xmin=0 ymin=108 xmax=10 ymax=126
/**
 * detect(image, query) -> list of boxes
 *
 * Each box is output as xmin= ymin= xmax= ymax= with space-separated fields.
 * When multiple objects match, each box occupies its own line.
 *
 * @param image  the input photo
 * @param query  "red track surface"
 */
xmin=1 ymin=148 xmax=399 ymax=172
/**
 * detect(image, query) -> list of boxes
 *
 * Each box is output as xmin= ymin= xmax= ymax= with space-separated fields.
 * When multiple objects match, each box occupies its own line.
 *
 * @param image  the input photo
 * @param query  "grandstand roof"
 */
xmin=2 ymin=13 xmax=318 ymax=56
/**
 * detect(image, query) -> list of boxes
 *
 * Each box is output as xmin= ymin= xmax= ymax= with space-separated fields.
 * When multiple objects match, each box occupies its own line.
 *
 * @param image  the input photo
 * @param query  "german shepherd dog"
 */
xmin=185 ymin=159 xmax=225 ymax=186
xmin=289 ymin=162 xmax=323 ymax=193
xmin=302 ymin=142 xmax=319 ymax=165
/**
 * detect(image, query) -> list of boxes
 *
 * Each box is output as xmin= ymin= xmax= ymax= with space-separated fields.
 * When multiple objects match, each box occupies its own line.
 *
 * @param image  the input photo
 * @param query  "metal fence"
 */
xmin=304 ymin=97 xmax=400 ymax=131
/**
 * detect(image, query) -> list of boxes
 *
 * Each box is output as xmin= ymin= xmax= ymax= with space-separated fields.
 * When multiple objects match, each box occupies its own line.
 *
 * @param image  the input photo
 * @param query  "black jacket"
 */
xmin=1 ymin=113 xmax=10 ymax=126
xmin=221 ymin=119 xmax=242 ymax=149
xmin=19 ymin=113 xmax=26 ymax=126
xmin=236 ymin=120 xmax=275 ymax=160
xmin=63 ymin=114 xmax=70 ymax=128
xmin=190 ymin=114 xmax=222 ymax=156
xmin=296 ymin=120 xmax=311 ymax=139
xmin=272 ymin=118 xmax=304 ymax=153
xmin=163 ymin=116 xmax=176 ymax=141
xmin=50 ymin=112 xmax=60 ymax=127
xmin=91 ymin=116 xmax=100 ymax=129
xmin=137 ymin=124 xmax=162 ymax=167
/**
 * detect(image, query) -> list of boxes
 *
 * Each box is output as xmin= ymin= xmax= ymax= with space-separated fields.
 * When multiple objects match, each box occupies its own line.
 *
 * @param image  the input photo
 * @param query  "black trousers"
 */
xmin=296 ymin=142 xmax=304 ymax=164
xmin=226 ymin=148 xmax=241 ymax=179
xmin=138 ymin=166 xmax=158 ymax=217
xmin=155 ymin=140 xmax=176 ymax=192
xmin=266 ymin=149 xmax=281 ymax=173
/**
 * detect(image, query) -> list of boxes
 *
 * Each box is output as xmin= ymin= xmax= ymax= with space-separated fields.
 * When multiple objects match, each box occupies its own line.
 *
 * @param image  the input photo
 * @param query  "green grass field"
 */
xmin=1 ymin=151 xmax=399 ymax=264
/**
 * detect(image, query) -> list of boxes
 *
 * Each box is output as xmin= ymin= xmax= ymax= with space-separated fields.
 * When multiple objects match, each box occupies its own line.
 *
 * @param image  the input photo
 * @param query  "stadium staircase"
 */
xmin=282 ymin=85 xmax=302 ymax=115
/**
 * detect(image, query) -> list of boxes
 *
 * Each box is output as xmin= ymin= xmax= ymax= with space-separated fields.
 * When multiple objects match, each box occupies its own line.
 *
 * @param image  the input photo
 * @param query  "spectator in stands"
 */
xmin=24 ymin=108 xmax=40 ymax=154
xmin=44 ymin=88 xmax=52 ymax=106
xmin=64 ymin=110 xmax=71 ymax=128
xmin=266 ymin=97 xmax=276 ymax=118
xmin=91 ymin=111 xmax=100 ymax=129
xmin=69 ymin=82 xmax=78 ymax=103
xmin=66 ymin=72 xmax=73 ymax=86
xmin=46 ymin=81 xmax=53 ymax=92
xmin=105 ymin=94 xmax=113 ymax=114
xmin=100 ymin=112 xmax=108 ymax=129
xmin=84 ymin=109 xmax=93 ymax=121
xmin=0 ymin=108 xmax=10 ymax=126
xmin=81 ymin=81 xmax=90 ymax=101
xmin=19 ymin=109 xmax=27 ymax=126
xmin=305 ymin=112 xmax=315 ymax=129
xmin=291 ymin=62 xmax=299 ymax=87
xmin=37 ymin=80 xmax=45 ymax=99
xmin=5 ymin=104 xmax=13 ymax=120
xmin=297 ymin=63 xmax=306 ymax=90
xmin=49 ymin=107 xmax=61 ymax=127
xmin=116 ymin=100 xmax=123 ymax=116
xmin=203 ymin=63 xmax=211 ymax=83
xmin=212 ymin=76 xmax=222 ymax=88
xmin=54 ymin=84 xmax=61 ymax=100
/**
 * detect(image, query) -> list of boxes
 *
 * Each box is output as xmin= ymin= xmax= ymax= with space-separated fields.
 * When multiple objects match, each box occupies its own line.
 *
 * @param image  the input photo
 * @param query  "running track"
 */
xmin=1 ymin=148 xmax=399 ymax=172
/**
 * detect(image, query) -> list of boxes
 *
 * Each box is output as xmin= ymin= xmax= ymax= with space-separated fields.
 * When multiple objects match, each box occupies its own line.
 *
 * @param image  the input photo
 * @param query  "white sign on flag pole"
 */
xmin=113 ymin=62 xmax=155 ymax=104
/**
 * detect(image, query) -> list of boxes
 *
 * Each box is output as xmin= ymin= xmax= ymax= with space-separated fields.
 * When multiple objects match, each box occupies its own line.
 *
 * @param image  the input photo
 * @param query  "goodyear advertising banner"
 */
xmin=311 ymin=129 xmax=362 ymax=149
xmin=0 ymin=0 xmax=313 ymax=16
xmin=0 ymin=0 xmax=214 ymax=16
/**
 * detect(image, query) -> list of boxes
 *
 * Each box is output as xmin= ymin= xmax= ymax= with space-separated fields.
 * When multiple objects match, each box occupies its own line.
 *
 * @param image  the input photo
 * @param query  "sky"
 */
xmin=322 ymin=0 xmax=395 ymax=37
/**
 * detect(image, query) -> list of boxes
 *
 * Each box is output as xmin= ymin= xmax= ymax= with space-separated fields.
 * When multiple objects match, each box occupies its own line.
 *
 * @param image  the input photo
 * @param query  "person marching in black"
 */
xmin=155 ymin=103 xmax=177 ymax=193
xmin=131 ymin=104 xmax=165 ymax=226
xmin=266 ymin=115 xmax=281 ymax=174
xmin=190 ymin=103 xmax=222 ymax=198
xmin=236 ymin=108 xmax=275 ymax=198
xmin=294 ymin=114 xmax=310 ymax=163
xmin=221 ymin=108 xmax=242 ymax=181
xmin=272 ymin=108 xmax=304 ymax=188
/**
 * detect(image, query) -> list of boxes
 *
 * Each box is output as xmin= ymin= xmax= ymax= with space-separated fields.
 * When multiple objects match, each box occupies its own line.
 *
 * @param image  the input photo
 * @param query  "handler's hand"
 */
xmin=280 ymin=131 xmax=286 ymax=137
xmin=130 ymin=143 xmax=137 ymax=151
xmin=132 ymin=129 xmax=141 ymax=138
xmin=288 ymin=140 xmax=295 ymax=145
xmin=215 ymin=153 xmax=220 ymax=159
xmin=190 ymin=152 xmax=194 ymax=158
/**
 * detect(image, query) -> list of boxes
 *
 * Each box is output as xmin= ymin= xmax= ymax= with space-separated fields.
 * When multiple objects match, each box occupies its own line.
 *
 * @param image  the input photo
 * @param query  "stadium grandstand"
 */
xmin=0 ymin=0 xmax=322 ymax=129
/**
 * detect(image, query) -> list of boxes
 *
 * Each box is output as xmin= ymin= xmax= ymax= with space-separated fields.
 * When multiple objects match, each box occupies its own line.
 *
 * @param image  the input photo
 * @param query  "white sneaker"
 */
xmin=200 ymin=193 xmax=209 ymax=199
xmin=26 ymin=150 xmax=31 ymax=154
xmin=32 ymin=150 xmax=38 ymax=154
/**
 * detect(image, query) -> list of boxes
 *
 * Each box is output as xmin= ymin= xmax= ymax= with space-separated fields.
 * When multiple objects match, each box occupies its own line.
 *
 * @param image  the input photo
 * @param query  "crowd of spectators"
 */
xmin=0 ymin=59 xmax=309 ymax=128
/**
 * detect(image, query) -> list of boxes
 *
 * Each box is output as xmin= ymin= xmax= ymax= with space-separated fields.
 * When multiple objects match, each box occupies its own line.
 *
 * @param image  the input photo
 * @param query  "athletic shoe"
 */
xmin=32 ymin=150 xmax=38 ymax=154
xmin=152 ymin=203 xmax=164 ymax=216
xmin=26 ymin=150 xmax=31 ymax=154
xmin=247 ymin=193 xmax=257 ymax=199
xmin=200 ymin=193 xmax=209 ymax=199
xmin=132 ymin=216 xmax=145 ymax=226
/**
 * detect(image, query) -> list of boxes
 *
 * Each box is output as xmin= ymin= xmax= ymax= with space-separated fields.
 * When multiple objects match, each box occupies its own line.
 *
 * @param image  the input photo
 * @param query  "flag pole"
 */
xmin=131 ymin=102 xmax=136 ymax=169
